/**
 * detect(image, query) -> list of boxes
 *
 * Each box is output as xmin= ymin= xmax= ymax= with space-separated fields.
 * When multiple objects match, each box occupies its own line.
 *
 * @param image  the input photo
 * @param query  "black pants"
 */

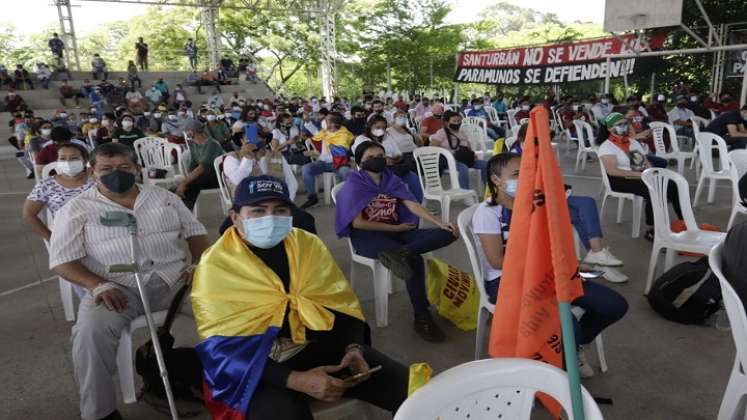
xmin=247 ymin=343 xmax=408 ymax=420
xmin=608 ymin=176 xmax=683 ymax=226
xmin=182 ymin=170 xmax=219 ymax=210
xmin=723 ymin=135 xmax=747 ymax=150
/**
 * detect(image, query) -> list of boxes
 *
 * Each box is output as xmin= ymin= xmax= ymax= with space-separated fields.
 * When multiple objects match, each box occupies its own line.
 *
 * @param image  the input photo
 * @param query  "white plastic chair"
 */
xmin=728 ymin=150 xmax=747 ymax=229
xmin=641 ymin=168 xmax=726 ymax=294
xmin=213 ymin=154 xmax=232 ymax=214
xmin=133 ymin=137 xmax=185 ymax=188
xmin=457 ymin=205 xmax=608 ymax=369
xmin=506 ymin=109 xmax=518 ymax=130
xmin=41 ymin=162 xmax=77 ymax=322
xmin=394 ymin=358 xmax=604 ymax=420
xmin=462 ymin=122 xmax=491 ymax=161
xmin=709 ymin=242 xmax=747 ymax=420
xmin=572 ymin=120 xmax=598 ymax=172
xmin=305 ymin=138 xmax=336 ymax=204
xmin=117 ymin=311 xmax=191 ymax=404
xmin=484 ymin=106 xmax=506 ymax=129
xmin=648 ymin=122 xmax=696 ymax=174
xmin=694 ymin=132 xmax=732 ymax=207
xmin=556 ymin=109 xmax=578 ymax=155
xmin=331 ymin=182 xmax=393 ymax=327
xmin=413 ymin=147 xmax=478 ymax=223
xmin=598 ymin=159 xmax=644 ymax=238
xmin=689 ymin=116 xmax=709 ymax=174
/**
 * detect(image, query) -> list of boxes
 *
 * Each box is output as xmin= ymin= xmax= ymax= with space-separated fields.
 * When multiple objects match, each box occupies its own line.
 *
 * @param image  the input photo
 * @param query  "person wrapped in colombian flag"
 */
xmin=191 ymin=175 xmax=409 ymax=419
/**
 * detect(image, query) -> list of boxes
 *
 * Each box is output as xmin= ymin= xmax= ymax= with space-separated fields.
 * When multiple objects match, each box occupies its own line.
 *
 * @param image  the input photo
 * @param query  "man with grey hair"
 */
xmin=175 ymin=118 xmax=225 ymax=210
xmin=49 ymin=142 xmax=209 ymax=420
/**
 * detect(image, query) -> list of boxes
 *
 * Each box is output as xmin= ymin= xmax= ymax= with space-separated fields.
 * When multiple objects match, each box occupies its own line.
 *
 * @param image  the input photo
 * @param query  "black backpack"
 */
xmin=647 ymin=257 xmax=722 ymax=324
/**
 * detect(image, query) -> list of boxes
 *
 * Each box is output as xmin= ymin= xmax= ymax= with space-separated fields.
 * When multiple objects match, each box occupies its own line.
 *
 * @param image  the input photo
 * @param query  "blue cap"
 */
xmin=233 ymin=175 xmax=293 ymax=208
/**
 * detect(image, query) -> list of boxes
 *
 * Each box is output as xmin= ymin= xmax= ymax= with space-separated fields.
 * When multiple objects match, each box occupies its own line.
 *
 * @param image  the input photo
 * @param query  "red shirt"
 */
xmin=363 ymin=194 xmax=399 ymax=224
xmin=36 ymin=144 xmax=58 ymax=165
xmin=514 ymin=110 xmax=530 ymax=122
xmin=393 ymin=100 xmax=408 ymax=112
xmin=721 ymin=102 xmax=739 ymax=113
xmin=645 ymin=104 xmax=668 ymax=122
xmin=420 ymin=116 xmax=444 ymax=137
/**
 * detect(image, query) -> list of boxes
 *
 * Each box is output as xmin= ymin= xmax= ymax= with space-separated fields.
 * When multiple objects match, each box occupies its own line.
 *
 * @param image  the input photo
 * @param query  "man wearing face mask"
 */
xmin=590 ymin=94 xmax=613 ymax=122
xmin=175 ymin=119 xmax=224 ymax=210
xmin=36 ymin=126 xmax=87 ymax=175
xmin=48 ymin=142 xmax=209 ymax=420
xmin=344 ymin=106 xmax=367 ymax=136
xmin=467 ymin=98 xmax=501 ymax=139
xmin=667 ymin=95 xmax=695 ymax=137
xmin=111 ymin=115 xmax=144 ymax=148
xmin=418 ymin=103 xmax=444 ymax=145
xmin=28 ymin=120 xmax=55 ymax=154
xmin=192 ymin=175 xmax=408 ymax=419
xmin=686 ymin=92 xmax=710 ymax=119
xmin=514 ymin=100 xmax=531 ymax=122
xmin=161 ymin=111 xmax=185 ymax=142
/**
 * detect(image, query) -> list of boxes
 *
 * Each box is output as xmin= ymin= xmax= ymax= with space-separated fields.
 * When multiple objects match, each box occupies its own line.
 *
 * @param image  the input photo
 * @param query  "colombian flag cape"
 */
xmin=191 ymin=227 xmax=365 ymax=419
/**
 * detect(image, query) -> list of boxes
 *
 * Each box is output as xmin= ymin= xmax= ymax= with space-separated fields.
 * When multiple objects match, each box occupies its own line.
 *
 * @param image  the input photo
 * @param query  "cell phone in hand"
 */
xmin=344 ymin=365 xmax=383 ymax=383
xmin=580 ymin=270 xmax=605 ymax=280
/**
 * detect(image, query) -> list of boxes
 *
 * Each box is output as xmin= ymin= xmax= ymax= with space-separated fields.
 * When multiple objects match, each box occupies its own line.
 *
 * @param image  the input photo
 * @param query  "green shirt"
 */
xmin=206 ymin=121 xmax=229 ymax=142
xmin=188 ymin=137 xmax=224 ymax=175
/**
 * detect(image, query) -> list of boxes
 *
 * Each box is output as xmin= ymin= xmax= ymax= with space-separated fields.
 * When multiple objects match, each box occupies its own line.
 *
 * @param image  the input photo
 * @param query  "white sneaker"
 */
xmin=577 ymin=346 xmax=595 ymax=379
xmin=583 ymin=248 xmax=623 ymax=267
xmin=600 ymin=266 xmax=629 ymax=284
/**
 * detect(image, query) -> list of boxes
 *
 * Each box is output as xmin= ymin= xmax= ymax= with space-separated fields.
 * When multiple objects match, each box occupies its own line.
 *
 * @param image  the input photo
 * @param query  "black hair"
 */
xmin=318 ymin=108 xmax=330 ymax=116
xmin=350 ymin=105 xmax=365 ymax=115
xmin=275 ymin=113 xmax=292 ymax=129
xmin=51 ymin=126 xmax=72 ymax=143
xmin=90 ymin=142 xmax=138 ymax=167
xmin=58 ymin=142 xmax=90 ymax=161
xmin=517 ymin=123 xmax=528 ymax=144
xmin=486 ymin=152 xmax=521 ymax=206
xmin=327 ymin=111 xmax=344 ymax=128
xmin=354 ymin=140 xmax=385 ymax=165
xmin=364 ymin=114 xmax=388 ymax=141
xmin=371 ymin=99 xmax=384 ymax=106
xmin=442 ymin=110 xmax=460 ymax=122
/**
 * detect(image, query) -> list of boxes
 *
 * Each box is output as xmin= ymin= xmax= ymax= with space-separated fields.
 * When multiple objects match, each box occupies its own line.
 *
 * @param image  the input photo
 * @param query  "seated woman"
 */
xmin=271 ymin=112 xmax=309 ymax=166
xmin=472 ymin=153 xmax=628 ymax=377
xmin=335 ymin=141 xmax=459 ymax=342
xmin=386 ymin=108 xmax=423 ymax=171
xmin=428 ymin=110 xmax=487 ymax=190
xmin=352 ymin=115 xmax=423 ymax=202
xmin=599 ymin=112 xmax=683 ymax=241
xmin=22 ymin=142 xmax=94 ymax=295
xmin=507 ymin=124 xmax=624 ymax=269
xmin=192 ymin=175 xmax=408 ymax=420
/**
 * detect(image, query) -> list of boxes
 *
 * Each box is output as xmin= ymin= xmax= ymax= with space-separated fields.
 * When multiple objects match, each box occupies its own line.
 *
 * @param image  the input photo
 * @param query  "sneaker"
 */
xmin=600 ymin=266 xmax=629 ymax=284
xmin=583 ymin=248 xmax=623 ymax=267
xmin=300 ymin=196 xmax=319 ymax=209
xmin=414 ymin=311 xmax=446 ymax=342
xmin=577 ymin=346 xmax=595 ymax=379
xmin=377 ymin=249 xmax=413 ymax=280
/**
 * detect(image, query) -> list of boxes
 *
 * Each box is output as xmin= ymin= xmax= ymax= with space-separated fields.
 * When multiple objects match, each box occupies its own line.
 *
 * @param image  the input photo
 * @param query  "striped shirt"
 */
xmin=49 ymin=184 xmax=207 ymax=288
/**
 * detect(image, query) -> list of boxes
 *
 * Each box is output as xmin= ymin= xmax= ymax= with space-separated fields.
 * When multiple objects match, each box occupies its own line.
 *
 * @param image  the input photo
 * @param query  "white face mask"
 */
xmin=207 ymin=115 xmax=216 ymax=121
xmin=122 ymin=120 xmax=133 ymax=129
xmin=572 ymin=105 xmax=579 ymax=111
xmin=101 ymin=119 xmax=109 ymax=125
xmin=168 ymin=115 xmax=178 ymax=121
xmin=41 ymin=128 xmax=52 ymax=136
xmin=395 ymin=117 xmax=407 ymax=126
xmin=690 ymin=96 xmax=698 ymax=102
xmin=58 ymin=113 xmax=67 ymax=118
xmin=153 ymin=113 xmax=162 ymax=118
xmin=371 ymin=128 xmax=386 ymax=137
xmin=89 ymin=118 xmax=98 ymax=124
xmin=521 ymin=105 xmax=530 ymax=111
xmin=56 ymin=160 xmax=85 ymax=177
xmin=143 ymin=112 xmax=151 ymax=117
xmin=600 ymin=99 xmax=609 ymax=104
xmin=657 ymin=95 xmax=666 ymax=102
xmin=224 ymin=113 xmax=232 ymax=119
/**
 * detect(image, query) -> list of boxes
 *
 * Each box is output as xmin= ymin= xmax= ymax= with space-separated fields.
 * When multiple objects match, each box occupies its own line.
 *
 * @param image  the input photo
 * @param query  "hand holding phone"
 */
xmin=344 ymin=365 xmax=383 ymax=383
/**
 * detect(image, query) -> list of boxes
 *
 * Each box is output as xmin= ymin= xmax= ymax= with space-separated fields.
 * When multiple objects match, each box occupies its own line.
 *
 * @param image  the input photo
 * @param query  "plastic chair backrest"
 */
xmin=456 ymin=204 xmax=495 ymax=313
xmin=728 ymin=150 xmax=747 ymax=208
xmin=510 ymin=124 xmax=521 ymax=139
xmin=464 ymin=116 xmax=487 ymax=134
xmin=394 ymin=358 xmax=604 ymax=420
xmin=331 ymin=181 xmax=344 ymax=204
xmin=641 ymin=168 xmax=699 ymax=238
xmin=133 ymin=137 xmax=169 ymax=168
xmin=485 ymin=106 xmax=499 ymax=124
xmin=709 ymin=243 xmax=747 ymax=372
xmin=572 ymin=120 xmax=595 ymax=150
xmin=696 ymin=132 xmax=730 ymax=174
xmin=413 ymin=146 xmax=460 ymax=194
xmin=710 ymin=109 xmax=717 ymax=121
xmin=649 ymin=121 xmax=683 ymax=155
xmin=506 ymin=109 xmax=518 ymax=128
xmin=462 ymin=123 xmax=488 ymax=155
xmin=42 ymin=162 xmax=57 ymax=179
xmin=690 ymin=116 xmax=708 ymax=137
xmin=598 ymin=155 xmax=614 ymax=192
xmin=504 ymin=136 xmax=517 ymax=152
xmin=213 ymin=154 xmax=231 ymax=208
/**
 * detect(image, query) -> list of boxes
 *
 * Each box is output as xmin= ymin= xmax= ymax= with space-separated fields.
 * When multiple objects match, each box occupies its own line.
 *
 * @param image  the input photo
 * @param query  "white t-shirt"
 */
xmin=351 ymin=135 xmax=402 ymax=158
xmin=271 ymin=127 xmax=300 ymax=146
xmin=598 ymin=139 xmax=646 ymax=171
xmin=385 ymin=127 xmax=417 ymax=154
xmin=471 ymin=200 xmax=510 ymax=281
xmin=222 ymin=154 xmax=298 ymax=200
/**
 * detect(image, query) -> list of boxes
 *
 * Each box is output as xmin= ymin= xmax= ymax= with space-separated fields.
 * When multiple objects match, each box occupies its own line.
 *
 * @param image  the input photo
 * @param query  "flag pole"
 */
xmin=559 ymin=302 xmax=586 ymax=420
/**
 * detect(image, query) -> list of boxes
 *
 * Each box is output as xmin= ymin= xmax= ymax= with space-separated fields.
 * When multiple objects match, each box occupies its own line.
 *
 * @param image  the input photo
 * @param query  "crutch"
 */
xmin=100 ymin=211 xmax=179 ymax=420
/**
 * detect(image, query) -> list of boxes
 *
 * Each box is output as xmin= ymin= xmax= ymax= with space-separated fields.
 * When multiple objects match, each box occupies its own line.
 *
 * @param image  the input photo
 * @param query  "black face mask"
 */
xmin=449 ymin=123 xmax=461 ymax=131
xmin=99 ymin=170 xmax=136 ymax=194
xmin=361 ymin=156 xmax=386 ymax=173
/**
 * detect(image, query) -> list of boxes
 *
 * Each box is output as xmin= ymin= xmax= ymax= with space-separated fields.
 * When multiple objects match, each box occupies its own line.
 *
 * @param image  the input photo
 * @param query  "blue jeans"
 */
xmin=647 ymin=154 xmax=668 ymax=168
xmin=399 ymin=171 xmax=423 ymax=203
xmin=485 ymin=279 xmax=627 ymax=345
xmin=302 ymin=161 xmax=351 ymax=200
xmin=456 ymin=159 xmax=487 ymax=190
xmin=486 ymin=127 xmax=500 ymax=140
xmin=350 ymin=228 xmax=457 ymax=313
xmin=567 ymin=196 xmax=603 ymax=250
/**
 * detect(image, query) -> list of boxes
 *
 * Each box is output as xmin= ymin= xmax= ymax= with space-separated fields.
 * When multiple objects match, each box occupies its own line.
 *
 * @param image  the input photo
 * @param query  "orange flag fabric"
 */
xmin=488 ymin=106 xmax=584 ymax=413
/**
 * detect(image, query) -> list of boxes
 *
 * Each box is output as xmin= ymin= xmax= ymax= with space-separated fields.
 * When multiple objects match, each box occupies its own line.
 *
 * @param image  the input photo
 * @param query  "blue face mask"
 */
xmin=242 ymin=215 xmax=293 ymax=249
xmin=504 ymin=179 xmax=518 ymax=197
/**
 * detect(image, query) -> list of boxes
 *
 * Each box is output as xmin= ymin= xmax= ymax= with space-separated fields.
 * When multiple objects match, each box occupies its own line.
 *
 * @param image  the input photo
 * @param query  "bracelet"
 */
xmin=91 ymin=282 xmax=118 ymax=299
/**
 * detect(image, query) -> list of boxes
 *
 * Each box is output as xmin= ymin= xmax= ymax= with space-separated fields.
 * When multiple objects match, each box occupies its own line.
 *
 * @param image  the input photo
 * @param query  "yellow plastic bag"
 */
xmin=425 ymin=258 xmax=479 ymax=331
xmin=493 ymin=137 xmax=506 ymax=155
xmin=408 ymin=363 xmax=432 ymax=396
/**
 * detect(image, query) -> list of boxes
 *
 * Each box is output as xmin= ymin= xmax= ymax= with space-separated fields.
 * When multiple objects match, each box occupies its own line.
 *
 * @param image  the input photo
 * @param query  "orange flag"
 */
xmin=488 ymin=106 xmax=584 ymax=413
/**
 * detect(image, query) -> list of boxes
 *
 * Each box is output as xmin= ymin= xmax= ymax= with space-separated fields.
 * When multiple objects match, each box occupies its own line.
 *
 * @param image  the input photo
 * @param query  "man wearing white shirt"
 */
xmin=668 ymin=95 xmax=695 ymax=137
xmin=49 ymin=143 xmax=209 ymax=420
xmin=591 ymin=94 xmax=613 ymax=123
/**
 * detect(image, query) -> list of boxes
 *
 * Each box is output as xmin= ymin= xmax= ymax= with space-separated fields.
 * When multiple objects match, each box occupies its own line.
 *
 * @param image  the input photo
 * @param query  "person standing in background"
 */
xmin=135 ymin=37 xmax=149 ymax=71
xmin=184 ymin=38 xmax=198 ymax=70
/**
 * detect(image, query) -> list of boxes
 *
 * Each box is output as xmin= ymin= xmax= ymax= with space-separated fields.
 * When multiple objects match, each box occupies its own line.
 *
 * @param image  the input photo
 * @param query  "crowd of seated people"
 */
xmin=11 ymin=73 xmax=747 ymax=420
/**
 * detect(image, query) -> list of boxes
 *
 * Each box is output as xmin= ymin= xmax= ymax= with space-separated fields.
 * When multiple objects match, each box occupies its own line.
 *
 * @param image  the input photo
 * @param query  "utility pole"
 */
xmin=318 ymin=0 xmax=341 ymax=100
xmin=200 ymin=0 xmax=222 ymax=70
xmin=55 ymin=0 xmax=81 ymax=71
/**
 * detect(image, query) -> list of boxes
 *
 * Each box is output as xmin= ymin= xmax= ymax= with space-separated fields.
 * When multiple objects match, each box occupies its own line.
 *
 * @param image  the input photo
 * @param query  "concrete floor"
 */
xmin=0 ymin=143 xmax=739 ymax=420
